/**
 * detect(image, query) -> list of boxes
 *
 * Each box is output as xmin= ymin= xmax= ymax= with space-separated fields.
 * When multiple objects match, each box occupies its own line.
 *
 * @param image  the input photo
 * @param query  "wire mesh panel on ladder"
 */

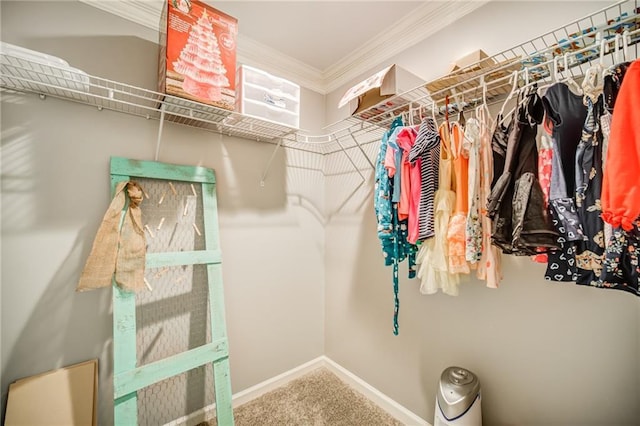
xmin=110 ymin=157 xmax=234 ymax=426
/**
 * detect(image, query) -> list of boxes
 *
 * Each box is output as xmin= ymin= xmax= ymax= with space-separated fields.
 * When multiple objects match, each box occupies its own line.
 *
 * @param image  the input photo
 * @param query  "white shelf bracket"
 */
xmin=155 ymin=104 xmax=166 ymax=161
xmin=347 ymin=128 xmax=375 ymax=170
xmin=334 ymin=134 xmax=366 ymax=183
xmin=260 ymin=138 xmax=284 ymax=187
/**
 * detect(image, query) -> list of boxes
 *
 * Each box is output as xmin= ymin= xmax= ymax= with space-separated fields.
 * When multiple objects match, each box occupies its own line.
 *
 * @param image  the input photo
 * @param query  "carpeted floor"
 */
xmin=202 ymin=368 xmax=404 ymax=426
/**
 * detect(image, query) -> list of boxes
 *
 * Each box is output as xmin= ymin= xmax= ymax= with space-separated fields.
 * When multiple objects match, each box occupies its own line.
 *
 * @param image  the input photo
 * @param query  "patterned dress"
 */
xmin=574 ymin=96 xmax=605 ymax=286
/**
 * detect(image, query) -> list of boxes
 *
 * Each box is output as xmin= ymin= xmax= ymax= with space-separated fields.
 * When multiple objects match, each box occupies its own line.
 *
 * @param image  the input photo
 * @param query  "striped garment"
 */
xmin=408 ymin=117 xmax=440 ymax=242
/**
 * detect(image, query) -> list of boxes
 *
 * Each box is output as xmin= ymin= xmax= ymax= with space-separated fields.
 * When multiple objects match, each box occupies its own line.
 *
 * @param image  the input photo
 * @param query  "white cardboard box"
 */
xmin=338 ymin=64 xmax=425 ymax=122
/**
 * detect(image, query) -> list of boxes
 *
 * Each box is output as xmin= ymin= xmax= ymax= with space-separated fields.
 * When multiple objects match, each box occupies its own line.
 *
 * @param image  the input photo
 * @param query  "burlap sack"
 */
xmin=77 ymin=181 xmax=146 ymax=292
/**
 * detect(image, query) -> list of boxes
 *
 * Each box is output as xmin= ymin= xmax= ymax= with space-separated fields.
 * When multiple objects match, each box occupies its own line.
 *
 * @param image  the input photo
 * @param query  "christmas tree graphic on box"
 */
xmin=173 ymin=8 xmax=229 ymax=102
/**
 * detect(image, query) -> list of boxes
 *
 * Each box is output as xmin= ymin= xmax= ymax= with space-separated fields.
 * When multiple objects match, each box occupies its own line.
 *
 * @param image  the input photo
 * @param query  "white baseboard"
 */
xmin=165 ymin=355 xmax=430 ymax=426
xmin=322 ymin=357 xmax=430 ymax=426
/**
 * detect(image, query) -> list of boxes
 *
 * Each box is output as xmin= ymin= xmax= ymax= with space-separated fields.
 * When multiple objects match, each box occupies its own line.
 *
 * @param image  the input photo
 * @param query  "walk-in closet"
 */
xmin=1 ymin=1 xmax=639 ymax=425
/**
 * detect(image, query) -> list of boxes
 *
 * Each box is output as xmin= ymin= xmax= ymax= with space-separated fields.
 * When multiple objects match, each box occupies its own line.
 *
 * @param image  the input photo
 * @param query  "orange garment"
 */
xmin=602 ymin=60 xmax=640 ymax=231
xmin=447 ymin=122 xmax=470 ymax=274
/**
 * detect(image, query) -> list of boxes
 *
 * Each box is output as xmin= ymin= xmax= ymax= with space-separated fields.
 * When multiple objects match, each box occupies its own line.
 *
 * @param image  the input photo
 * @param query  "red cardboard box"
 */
xmin=158 ymin=0 xmax=238 ymax=110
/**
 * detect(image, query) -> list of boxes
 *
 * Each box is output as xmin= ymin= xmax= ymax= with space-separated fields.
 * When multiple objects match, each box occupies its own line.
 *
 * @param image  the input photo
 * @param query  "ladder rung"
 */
xmin=113 ymin=339 xmax=228 ymax=399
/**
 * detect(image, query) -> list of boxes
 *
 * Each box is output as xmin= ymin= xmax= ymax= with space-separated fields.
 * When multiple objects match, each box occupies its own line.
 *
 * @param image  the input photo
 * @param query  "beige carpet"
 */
xmin=202 ymin=368 xmax=404 ymax=426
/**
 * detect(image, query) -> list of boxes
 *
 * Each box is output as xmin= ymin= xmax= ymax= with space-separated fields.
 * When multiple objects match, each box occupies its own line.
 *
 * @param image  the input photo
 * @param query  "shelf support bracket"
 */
xmin=260 ymin=138 xmax=284 ymax=187
xmin=334 ymin=134 xmax=366 ymax=183
xmin=155 ymin=104 xmax=166 ymax=161
xmin=347 ymin=129 xmax=375 ymax=170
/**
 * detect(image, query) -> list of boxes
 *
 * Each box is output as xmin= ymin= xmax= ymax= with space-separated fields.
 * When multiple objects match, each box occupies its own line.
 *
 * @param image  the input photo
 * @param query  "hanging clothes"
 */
xmin=599 ymin=59 xmax=640 ymax=297
xmin=447 ymin=121 xmax=471 ymax=274
xmin=544 ymin=117 xmax=579 ymax=282
xmin=602 ymin=59 xmax=640 ymax=231
xmin=416 ymin=122 xmax=459 ymax=296
xmin=487 ymin=87 xmax=559 ymax=255
xmin=532 ymin=132 xmax=553 ymax=263
xmin=574 ymin=96 xmax=606 ymax=286
xmin=464 ymin=118 xmax=483 ymax=265
xmin=374 ymin=116 xmax=417 ymax=334
xmin=396 ymin=126 xmax=422 ymax=244
xmin=408 ymin=117 xmax=440 ymax=242
xmin=476 ymin=107 xmax=502 ymax=288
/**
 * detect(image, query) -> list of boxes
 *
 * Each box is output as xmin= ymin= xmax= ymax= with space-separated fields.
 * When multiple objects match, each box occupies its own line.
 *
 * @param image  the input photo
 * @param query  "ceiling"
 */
xmin=80 ymin=0 xmax=489 ymax=93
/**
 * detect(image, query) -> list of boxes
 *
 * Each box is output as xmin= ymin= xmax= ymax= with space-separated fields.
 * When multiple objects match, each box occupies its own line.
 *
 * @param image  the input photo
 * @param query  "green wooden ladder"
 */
xmin=110 ymin=157 xmax=234 ymax=425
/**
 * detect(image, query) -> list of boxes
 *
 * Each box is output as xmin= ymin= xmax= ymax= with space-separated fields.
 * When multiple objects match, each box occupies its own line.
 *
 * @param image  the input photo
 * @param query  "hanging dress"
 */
xmin=447 ymin=122 xmax=471 ymax=274
xmin=416 ymin=122 xmax=459 ymax=296
xmin=488 ymin=87 xmax=558 ymax=255
xmin=464 ymin=117 xmax=483 ymax=265
xmin=574 ymin=96 xmax=606 ymax=286
xmin=476 ymin=107 xmax=502 ymax=288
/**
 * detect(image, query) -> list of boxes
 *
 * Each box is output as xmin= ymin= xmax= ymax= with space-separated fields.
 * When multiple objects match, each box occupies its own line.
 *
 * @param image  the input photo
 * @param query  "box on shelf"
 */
xmin=447 ymin=49 xmax=494 ymax=73
xmin=338 ymin=64 xmax=425 ymax=122
xmin=158 ymin=0 xmax=238 ymax=111
xmin=236 ymin=65 xmax=300 ymax=129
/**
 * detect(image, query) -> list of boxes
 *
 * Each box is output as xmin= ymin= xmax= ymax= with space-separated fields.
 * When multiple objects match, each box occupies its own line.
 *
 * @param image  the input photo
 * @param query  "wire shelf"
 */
xmin=1 ymin=0 xmax=638 ymax=157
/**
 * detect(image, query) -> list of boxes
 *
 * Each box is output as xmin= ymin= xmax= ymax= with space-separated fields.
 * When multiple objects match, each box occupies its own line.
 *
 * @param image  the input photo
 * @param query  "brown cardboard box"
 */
xmin=158 ymin=0 xmax=238 ymax=111
xmin=447 ymin=49 xmax=494 ymax=73
xmin=5 ymin=359 xmax=98 ymax=426
xmin=338 ymin=64 xmax=425 ymax=122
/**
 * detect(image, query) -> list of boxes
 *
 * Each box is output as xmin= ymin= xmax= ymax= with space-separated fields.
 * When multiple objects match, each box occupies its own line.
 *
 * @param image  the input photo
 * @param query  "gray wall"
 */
xmin=2 ymin=1 xmax=639 ymax=426
xmin=1 ymin=2 xmax=325 ymax=424
xmin=324 ymin=1 xmax=640 ymax=425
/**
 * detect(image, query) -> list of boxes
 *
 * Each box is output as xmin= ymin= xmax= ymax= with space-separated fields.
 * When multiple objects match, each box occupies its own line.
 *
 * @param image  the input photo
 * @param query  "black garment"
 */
xmin=542 ymin=83 xmax=588 ymax=196
xmin=603 ymin=61 xmax=632 ymax=113
xmin=490 ymin=115 xmax=511 ymax=189
xmin=487 ymin=87 xmax=559 ymax=255
xmin=574 ymin=96 xmax=605 ymax=286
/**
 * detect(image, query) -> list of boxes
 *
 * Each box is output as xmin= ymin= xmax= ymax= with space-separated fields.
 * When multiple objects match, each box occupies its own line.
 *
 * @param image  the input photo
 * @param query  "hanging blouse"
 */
xmin=408 ymin=117 xmax=440 ymax=242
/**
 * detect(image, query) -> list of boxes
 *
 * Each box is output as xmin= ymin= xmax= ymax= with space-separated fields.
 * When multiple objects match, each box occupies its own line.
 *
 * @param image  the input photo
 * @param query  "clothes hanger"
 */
xmin=562 ymin=51 xmax=583 ymax=95
xmin=622 ymin=29 xmax=630 ymax=62
xmin=454 ymin=90 xmax=466 ymax=127
xmin=497 ymin=70 xmax=519 ymax=125
xmin=430 ymin=100 xmax=438 ymax=126
xmin=582 ymin=32 xmax=606 ymax=103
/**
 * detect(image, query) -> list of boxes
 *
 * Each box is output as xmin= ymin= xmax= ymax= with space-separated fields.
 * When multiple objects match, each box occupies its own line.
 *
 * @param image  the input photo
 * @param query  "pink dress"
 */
xmin=476 ymin=107 xmax=502 ymax=288
xmin=396 ymin=127 xmax=422 ymax=244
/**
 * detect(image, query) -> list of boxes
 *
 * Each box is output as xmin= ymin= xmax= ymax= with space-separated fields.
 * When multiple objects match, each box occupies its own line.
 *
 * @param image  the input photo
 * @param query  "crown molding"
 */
xmin=235 ymin=35 xmax=326 ymax=94
xmin=78 ymin=0 xmax=162 ymax=31
xmin=321 ymin=0 xmax=490 ymax=94
xmin=79 ymin=0 xmax=489 ymax=95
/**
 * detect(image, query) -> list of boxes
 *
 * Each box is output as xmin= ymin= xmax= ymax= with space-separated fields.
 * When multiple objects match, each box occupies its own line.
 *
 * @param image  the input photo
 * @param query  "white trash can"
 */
xmin=434 ymin=366 xmax=482 ymax=426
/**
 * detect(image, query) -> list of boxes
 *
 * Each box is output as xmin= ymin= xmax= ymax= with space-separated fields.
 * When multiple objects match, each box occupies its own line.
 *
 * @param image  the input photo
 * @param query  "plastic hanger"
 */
xmin=430 ymin=101 xmax=438 ymax=126
xmin=457 ymin=93 xmax=466 ymax=127
xmin=582 ymin=32 xmax=606 ymax=103
xmin=562 ymin=52 xmax=583 ymax=95
xmin=498 ymin=70 xmax=519 ymax=122
xmin=622 ymin=30 xmax=630 ymax=62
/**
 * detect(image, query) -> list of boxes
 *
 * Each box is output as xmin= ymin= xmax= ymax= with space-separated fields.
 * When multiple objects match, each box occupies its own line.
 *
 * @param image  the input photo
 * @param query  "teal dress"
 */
xmin=374 ymin=117 xmax=417 ymax=335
